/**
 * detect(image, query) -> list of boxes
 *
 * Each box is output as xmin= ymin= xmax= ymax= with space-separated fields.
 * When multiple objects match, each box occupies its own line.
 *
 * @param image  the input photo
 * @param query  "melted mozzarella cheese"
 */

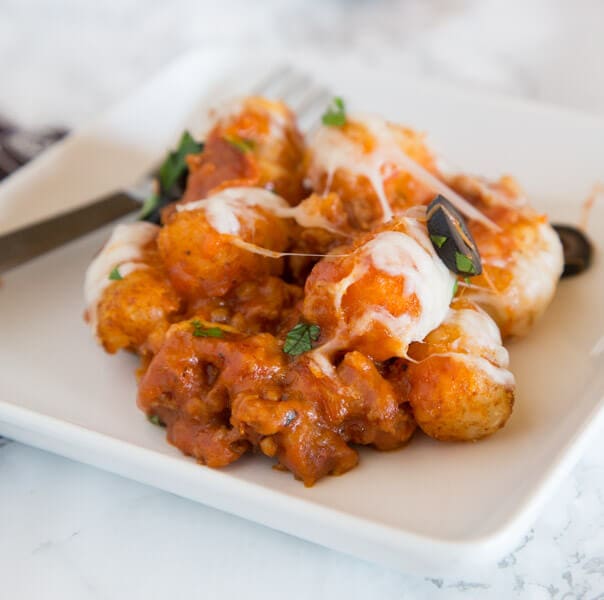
xmin=512 ymin=223 xmax=564 ymax=307
xmin=325 ymin=220 xmax=455 ymax=358
xmin=445 ymin=307 xmax=509 ymax=366
xmin=177 ymin=187 xmax=290 ymax=235
xmin=308 ymin=114 xmax=497 ymax=230
xmin=309 ymin=115 xmax=395 ymax=222
xmin=436 ymin=166 xmax=529 ymax=209
xmin=467 ymin=222 xmax=564 ymax=336
xmin=449 ymin=352 xmax=515 ymax=387
xmin=177 ymin=187 xmax=341 ymax=235
xmin=84 ymin=222 xmax=158 ymax=332
xmin=429 ymin=305 xmax=514 ymax=387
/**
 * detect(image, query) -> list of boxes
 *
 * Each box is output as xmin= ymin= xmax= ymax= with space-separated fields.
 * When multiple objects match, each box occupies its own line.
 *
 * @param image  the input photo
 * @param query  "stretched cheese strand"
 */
xmin=436 ymin=158 xmax=529 ymax=209
xmin=309 ymin=114 xmax=498 ymax=230
xmin=177 ymin=187 xmax=343 ymax=234
xmin=445 ymin=307 xmax=509 ymax=364
xmin=427 ymin=306 xmax=515 ymax=387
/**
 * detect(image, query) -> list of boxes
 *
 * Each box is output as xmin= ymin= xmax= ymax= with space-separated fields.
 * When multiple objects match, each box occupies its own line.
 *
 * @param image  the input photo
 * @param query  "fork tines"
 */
xmin=252 ymin=65 xmax=332 ymax=131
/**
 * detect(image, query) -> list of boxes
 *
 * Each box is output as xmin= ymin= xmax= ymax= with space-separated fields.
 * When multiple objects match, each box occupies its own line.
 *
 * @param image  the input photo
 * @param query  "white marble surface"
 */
xmin=1 ymin=1 xmax=604 ymax=597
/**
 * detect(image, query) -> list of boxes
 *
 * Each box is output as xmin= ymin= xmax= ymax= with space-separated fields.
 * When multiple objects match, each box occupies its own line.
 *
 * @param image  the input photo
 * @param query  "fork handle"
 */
xmin=0 ymin=191 xmax=142 ymax=275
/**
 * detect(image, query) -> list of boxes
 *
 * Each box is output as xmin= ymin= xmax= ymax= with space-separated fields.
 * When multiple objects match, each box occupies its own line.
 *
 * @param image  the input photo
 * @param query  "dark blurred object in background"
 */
xmin=0 ymin=117 xmax=67 ymax=181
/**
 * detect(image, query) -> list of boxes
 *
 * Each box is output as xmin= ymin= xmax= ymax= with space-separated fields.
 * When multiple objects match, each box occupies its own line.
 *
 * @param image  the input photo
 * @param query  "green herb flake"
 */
xmin=283 ymin=322 xmax=321 ymax=356
xmin=430 ymin=234 xmax=448 ymax=248
xmin=139 ymin=132 xmax=204 ymax=223
xmin=138 ymin=192 xmax=161 ymax=220
xmin=158 ymin=131 xmax=203 ymax=193
xmin=224 ymin=134 xmax=256 ymax=153
xmin=108 ymin=266 xmax=123 ymax=281
xmin=321 ymin=97 xmax=346 ymax=127
xmin=148 ymin=414 xmax=163 ymax=426
xmin=452 ymin=279 xmax=459 ymax=297
xmin=464 ymin=277 xmax=471 ymax=285
xmin=191 ymin=319 xmax=224 ymax=338
xmin=455 ymin=251 xmax=477 ymax=275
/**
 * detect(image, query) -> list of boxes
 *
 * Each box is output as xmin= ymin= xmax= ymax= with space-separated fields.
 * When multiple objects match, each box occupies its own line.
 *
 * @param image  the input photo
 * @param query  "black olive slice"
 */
xmin=553 ymin=224 xmax=593 ymax=278
xmin=427 ymin=194 xmax=482 ymax=276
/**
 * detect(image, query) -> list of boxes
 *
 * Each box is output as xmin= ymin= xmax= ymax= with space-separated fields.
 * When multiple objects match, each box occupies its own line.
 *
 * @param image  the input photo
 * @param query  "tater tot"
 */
xmin=306 ymin=115 xmax=438 ymax=228
xmin=182 ymin=97 xmax=306 ymax=206
xmin=402 ymin=300 xmax=515 ymax=441
xmin=303 ymin=216 xmax=454 ymax=361
xmin=84 ymin=95 xmax=564 ymax=485
xmin=96 ymin=269 xmax=181 ymax=355
xmin=450 ymin=175 xmax=564 ymax=338
xmin=85 ymin=222 xmax=181 ymax=355
xmin=158 ymin=187 xmax=291 ymax=299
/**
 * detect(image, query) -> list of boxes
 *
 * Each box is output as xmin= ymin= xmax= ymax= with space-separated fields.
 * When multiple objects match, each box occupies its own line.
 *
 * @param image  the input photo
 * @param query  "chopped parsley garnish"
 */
xmin=108 ymin=266 xmax=123 ymax=281
xmin=158 ymin=131 xmax=203 ymax=192
xmin=455 ymin=252 xmax=477 ymax=275
xmin=430 ymin=234 xmax=447 ymax=248
xmin=139 ymin=131 xmax=204 ymax=222
xmin=224 ymin=134 xmax=255 ymax=153
xmin=139 ymin=192 xmax=161 ymax=221
xmin=321 ymin=97 xmax=346 ymax=127
xmin=148 ymin=414 xmax=163 ymax=426
xmin=452 ymin=279 xmax=459 ymax=296
xmin=283 ymin=322 xmax=321 ymax=356
xmin=464 ymin=276 xmax=471 ymax=285
xmin=191 ymin=319 xmax=224 ymax=338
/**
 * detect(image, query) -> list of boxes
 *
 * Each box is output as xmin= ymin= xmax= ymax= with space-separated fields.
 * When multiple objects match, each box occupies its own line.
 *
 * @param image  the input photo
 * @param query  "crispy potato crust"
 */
xmin=85 ymin=96 xmax=564 ymax=484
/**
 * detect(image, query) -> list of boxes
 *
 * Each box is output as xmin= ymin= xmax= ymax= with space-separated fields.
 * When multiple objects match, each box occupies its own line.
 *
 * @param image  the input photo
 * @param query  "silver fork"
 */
xmin=0 ymin=66 xmax=332 ymax=275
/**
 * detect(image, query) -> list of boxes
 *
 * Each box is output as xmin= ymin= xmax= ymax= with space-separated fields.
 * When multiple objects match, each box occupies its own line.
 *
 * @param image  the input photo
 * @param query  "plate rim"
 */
xmin=2 ymin=47 xmax=604 ymax=573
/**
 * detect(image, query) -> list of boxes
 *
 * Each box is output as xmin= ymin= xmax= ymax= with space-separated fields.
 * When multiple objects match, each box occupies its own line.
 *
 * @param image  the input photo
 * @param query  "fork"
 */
xmin=0 ymin=66 xmax=332 ymax=275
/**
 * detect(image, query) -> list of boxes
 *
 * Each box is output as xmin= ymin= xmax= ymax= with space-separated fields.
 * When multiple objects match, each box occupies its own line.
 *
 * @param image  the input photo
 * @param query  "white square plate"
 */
xmin=1 ymin=50 xmax=603 ymax=575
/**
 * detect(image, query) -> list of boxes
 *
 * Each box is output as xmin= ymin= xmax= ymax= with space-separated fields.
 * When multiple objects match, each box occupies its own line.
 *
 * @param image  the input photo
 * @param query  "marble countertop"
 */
xmin=1 ymin=1 xmax=604 ymax=597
